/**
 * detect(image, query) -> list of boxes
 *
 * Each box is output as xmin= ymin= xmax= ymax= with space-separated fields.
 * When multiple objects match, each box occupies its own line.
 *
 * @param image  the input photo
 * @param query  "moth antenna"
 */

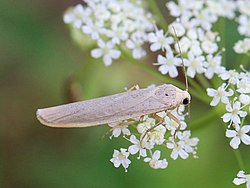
xmin=172 ymin=26 xmax=190 ymax=123
xmin=188 ymin=104 xmax=191 ymax=124
xmin=172 ymin=27 xmax=189 ymax=91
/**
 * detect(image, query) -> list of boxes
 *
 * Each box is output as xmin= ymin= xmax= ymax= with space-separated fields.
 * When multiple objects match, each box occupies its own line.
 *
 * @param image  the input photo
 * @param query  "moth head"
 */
xmin=180 ymin=90 xmax=191 ymax=106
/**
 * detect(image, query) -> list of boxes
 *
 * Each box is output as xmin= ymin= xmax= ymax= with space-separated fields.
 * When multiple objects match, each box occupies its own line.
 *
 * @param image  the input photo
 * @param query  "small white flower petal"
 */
xmin=112 ymin=128 xmax=122 ymax=137
xmin=222 ymin=113 xmax=231 ymax=123
xmin=91 ymin=49 xmax=103 ymax=58
xmin=144 ymin=157 xmax=151 ymax=163
xmin=122 ymin=128 xmax=131 ymax=136
xmin=242 ymin=125 xmax=250 ymax=133
xmin=241 ymin=134 xmax=250 ymax=145
xmin=210 ymin=96 xmax=220 ymax=106
xmin=103 ymin=55 xmax=112 ymax=66
xmin=179 ymin=149 xmax=189 ymax=159
xmin=207 ymin=88 xmax=217 ymax=97
xmin=140 ymin=149 xmax=147 ymax=157
xmin=237 ymin=170 xmax=246 ymax=178
xmin=233 ymin=178 xmax=246 ymax=185
xmin=226 ymin=129 xmax=237 ymax=138
xmin=170 ymin=150 xmax=178 ymax=160
xmin=230 ymin=136 xmax=241 ymax=149
xmin=128 ymin=145 xmax=139 ymax=155
xmin=152 ymin=150 xmax=161 ymax=160
xmin=238 ymin=111 xmax=247 ymax=118
xmin=110 ymin=49 xmax=121 ymax=59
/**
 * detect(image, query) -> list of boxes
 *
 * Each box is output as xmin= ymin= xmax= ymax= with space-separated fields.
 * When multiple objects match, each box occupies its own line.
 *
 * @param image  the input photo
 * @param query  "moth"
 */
xmin=36 ymin=27 xmax=190 ymax=136
xmin=36 ymin=84 xmax=190 ymax=129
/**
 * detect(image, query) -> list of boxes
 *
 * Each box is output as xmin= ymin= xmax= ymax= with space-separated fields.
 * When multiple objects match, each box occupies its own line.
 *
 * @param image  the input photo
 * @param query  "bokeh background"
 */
xmin=1 ymin=1 xmax=249 ymax=187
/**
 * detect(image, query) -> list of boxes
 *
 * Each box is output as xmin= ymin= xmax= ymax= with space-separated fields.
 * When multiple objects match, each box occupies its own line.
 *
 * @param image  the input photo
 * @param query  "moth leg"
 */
xmin=166 ymin=111 xmax=181 ymax=141
xmin=126 ymin=84 xmax=140 ymax=92
xmin=176 ymin=106 xmax=182 ymax=116
xmin=140 ymin=113 xmax=164 ymax=147
xmin=139 ymin=115 xmax=145 ymax=122
xmin=101 ymin=128 xmax=113 ymax=140
xmin=152 ymin=113 xmax=164 ymax=122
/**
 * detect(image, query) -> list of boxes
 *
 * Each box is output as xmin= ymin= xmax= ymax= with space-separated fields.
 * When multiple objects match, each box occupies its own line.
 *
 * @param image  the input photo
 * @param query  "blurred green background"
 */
xmin=1 ymin=1 xmax=249 ymax=188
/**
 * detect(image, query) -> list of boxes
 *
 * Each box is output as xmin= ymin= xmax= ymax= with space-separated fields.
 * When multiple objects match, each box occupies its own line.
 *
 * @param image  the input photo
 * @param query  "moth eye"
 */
xmin=165 ymin=93 xmax=169 ymax=96
xmin=182 ymin=98 xmax=189 ymax=105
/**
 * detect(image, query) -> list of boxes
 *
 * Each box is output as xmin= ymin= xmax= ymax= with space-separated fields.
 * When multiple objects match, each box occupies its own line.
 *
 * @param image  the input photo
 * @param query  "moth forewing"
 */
xmin=36 ymin=84 xmax=186 ymax=128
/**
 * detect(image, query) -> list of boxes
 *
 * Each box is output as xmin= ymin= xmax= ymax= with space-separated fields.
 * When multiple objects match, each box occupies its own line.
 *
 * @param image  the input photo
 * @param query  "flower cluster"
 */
xmin=207 ymin=69 xmax=250 ymax=149
xmin=234 ymin=1 xmax=250 ymax=54
xmin=151 ymin=0 xmax=248 ymax=80
xmin=63 ymin=0 xmax=250 ymax=186
xmin=109 ymin=107 xmax=199 ymax=172
xmin=154 ymin=0 xmax=231 ymax=79
xmin=63 ymin=0 xmax=153 ymax=66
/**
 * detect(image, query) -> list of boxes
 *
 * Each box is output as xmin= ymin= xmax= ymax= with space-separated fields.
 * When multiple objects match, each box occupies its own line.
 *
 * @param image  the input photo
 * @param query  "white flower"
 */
xmin=222 ymin=101 xmax=247 ymax=125
xmin=189 ymin=40 xmax=203 ymax=56
xmin=238 ymin=15 xmax=250 ymax=37
xmin=144 ymin=150 xmax=168 ymax=169
xmin=220 ymin=70 xmax=239 ymax=85
xmin=237 ymin=78 xmax=250 ymax=94
xmin=147 ymin=124 xmax=166 ymax=145
xmin=207 ymin=83 xmax=234 ymax=106
xmin=193 ymin=9 xmax=217 ymax=30
xmin=201 ymin=40 xmax=218 ymax=54
xmin=128 ymin=135 xmax=147 ymax=158
xmin=175 ymin=36 xmax=192 ymax=53
xmin=164 ymin=108 xmax=187 ymax=135
xmin=237 ymin=1 xmax=250 ymax=16
xmin=234 ymin=38 xmax=250 ymax=54
xmin=165 ymin=117 xmax=187 ymax=136
xmin=107 ymin=24 xmax=128 ymax=44
xmin=185 ymin=52 xmax=206 ymax=78
xmin=233 ymin=170 xmax=250 ymax=188
xmin=110 ymin=148 xmax=131 ymax=172
xmin=154 ymin=51 xmax=182 ymax=77
xmin=91 ymin=40 xmax=121 ymax=66
xmin=226 ymin=124 xmax=250 ymax=149
xmin=187 ymin=28 xmax=198 ymax=40
xmin=93 ymin=3 xmax=111 ymax=21
xmin=137 ymin=117 xmax=166 ymax=145
xmin=82 ymin=20 xmax=105 ymax=40
xmin=206 ymin=0 xmax=236 ymax=19
xmin=168 ymin=22 xmax=186 ymax=37
xmin=137 ymin=117 xmax=156 ymax=134
xmin=167 ymin=137 xmax=189 ymax=160
xmin=239 ymin=94 xmax=250 ymax=105
xmin=108 ymin=121 xmax=130 ymax=138
xmin=178 ymin=131 xmax=199 ymax=154
xmin=63 ymin=5 xmax=90 ymax=29
xmin=204 ymin=55 xmax=225 ymax=79
xmin=126 ymin=36 xmax=146 ymax=59
xmin=148 ymin=29 xmax=174 ymax=51
xmin=166 ymin=1 xmax=182 ymax=17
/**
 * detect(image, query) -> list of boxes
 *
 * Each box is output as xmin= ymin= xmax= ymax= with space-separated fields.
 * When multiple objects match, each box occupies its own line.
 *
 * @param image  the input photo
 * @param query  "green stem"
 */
xmin=147 ymin=0 xmax=168 ymax=30
xmin=196 ymin=74 xmax=211 ymax=89
xmin=234 ymin=54 xmax=250 ymax=70
xmin=232 ymin=149 xmax=245 ymax=170
xmin=210 ymin=74 xmax=223 ymax=88
xmin=188 ymin=77 xmax=207 ymax=95
xmin=189 ymin=109 xmax=219 ymax=131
